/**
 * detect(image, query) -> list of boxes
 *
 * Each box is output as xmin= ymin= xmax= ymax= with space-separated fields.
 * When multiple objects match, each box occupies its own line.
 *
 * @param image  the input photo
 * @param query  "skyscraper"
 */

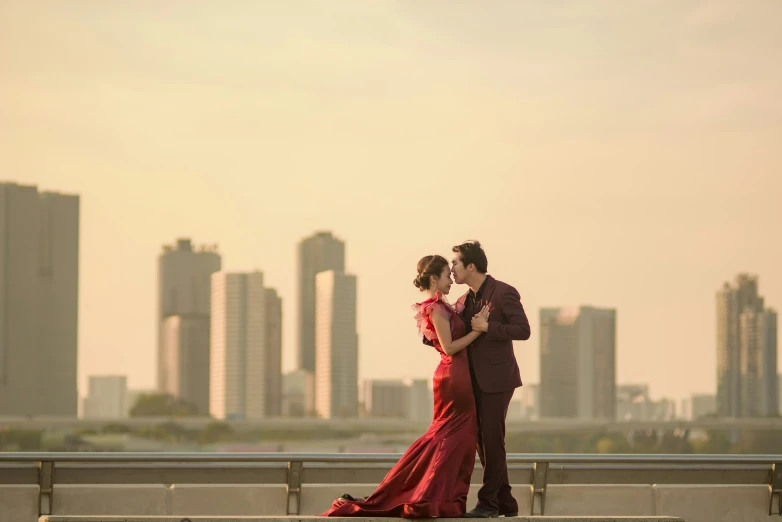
xmin=778 ymin=373 xmax=782 ymax=416
xmin=160 ymin=315 xmax=211 ymax=414
xmin=540 ymin=306 xmax=616 ymax=420
xmin=209 ymin=271 xmax=282 ymax=420
xmin=157 ymin=239 xmax=220 ymax=394
xmin=763 ymin=310 xmax=778 ymax=416
xmin=264 ymin=288 xmax=283 ymax=417
xmin=297 ymin=231 xmax=345 ymax=373
xmin=315 ymin=270 xmax=358 ymax=419
xmin=0 ymin=183 xmax=79 ymax=416
xmin=716 ymin=274 xmax=778 ymax=417
xmin=716 ymin=282 xmax=741 ymax=418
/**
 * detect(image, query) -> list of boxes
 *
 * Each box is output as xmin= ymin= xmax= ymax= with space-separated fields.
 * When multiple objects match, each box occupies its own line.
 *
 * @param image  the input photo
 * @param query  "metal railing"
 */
xmin=1 ymin=452 xmax=780 ymax=516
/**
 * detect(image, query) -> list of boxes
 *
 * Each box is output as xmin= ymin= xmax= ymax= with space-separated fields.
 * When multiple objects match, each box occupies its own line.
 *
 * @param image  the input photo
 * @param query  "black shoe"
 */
xmin=464 ymin=506 xmax=499 ymax=518
xmin=338 ymin=493 xmax=367 ymax=502
xmin=500 ymin=511 xmax=518 ymax=517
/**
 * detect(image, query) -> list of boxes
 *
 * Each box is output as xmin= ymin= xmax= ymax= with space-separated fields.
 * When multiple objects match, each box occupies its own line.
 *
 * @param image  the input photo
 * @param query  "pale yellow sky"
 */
xmin=1 ymin=1 xmax=780 ymax=402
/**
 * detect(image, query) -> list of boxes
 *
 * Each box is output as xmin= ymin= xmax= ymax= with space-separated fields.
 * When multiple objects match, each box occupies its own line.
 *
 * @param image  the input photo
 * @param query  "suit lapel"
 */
xmin=482 ymin=275 xmax=497 ymax=306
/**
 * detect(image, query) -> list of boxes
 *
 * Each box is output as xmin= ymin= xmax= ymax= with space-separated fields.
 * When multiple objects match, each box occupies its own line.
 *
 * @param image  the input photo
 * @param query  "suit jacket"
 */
xmin=457 ymin=275 xmax=530 ymax=393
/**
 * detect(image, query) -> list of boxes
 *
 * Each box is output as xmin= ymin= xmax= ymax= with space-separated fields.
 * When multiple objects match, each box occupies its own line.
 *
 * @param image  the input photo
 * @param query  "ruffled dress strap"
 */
xmin=412 ymin=292 xmax=454 ymax=344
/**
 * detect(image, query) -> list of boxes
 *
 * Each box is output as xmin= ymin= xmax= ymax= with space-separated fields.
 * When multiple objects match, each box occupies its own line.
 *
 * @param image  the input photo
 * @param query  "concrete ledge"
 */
xmin=654 ymin=484 xmax=772 ymax=522
xmin=0 ymin=484 xmax=38 ymax=522
xmin=52 ymin=485 xmax=170 ymax=516
xmin=39 ymin=515 xmax=684 ymax=522
xmin=545 ymin=485 xmax=655 ymax=516
xmin=170 ymin=485 xmax=287 ymax=516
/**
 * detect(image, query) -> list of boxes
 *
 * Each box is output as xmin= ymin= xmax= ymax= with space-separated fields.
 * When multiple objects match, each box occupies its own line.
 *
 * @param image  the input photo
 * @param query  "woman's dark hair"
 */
xmin=452 ymin=240 xmax=488 ymax=274
xmin=413 ymin=255 xmax=449 ymax=291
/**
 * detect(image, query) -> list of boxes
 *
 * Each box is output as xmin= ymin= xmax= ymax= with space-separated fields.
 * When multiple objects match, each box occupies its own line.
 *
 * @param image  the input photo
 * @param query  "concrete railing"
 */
xmin=0 ymin=453 xmax=780 ymax=522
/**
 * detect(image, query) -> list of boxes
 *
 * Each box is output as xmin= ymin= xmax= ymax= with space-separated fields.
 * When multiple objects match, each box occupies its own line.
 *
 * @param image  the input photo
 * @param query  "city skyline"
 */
xmin=2 ymin=2 xmax=781 ymax=405
xmin=3 ymin=185 xmax=780 ymax=410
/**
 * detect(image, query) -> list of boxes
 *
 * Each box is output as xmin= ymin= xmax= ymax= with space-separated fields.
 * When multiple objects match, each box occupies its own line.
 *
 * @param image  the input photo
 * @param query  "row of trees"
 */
xmin=4 ymin=394 xmax=778 ymax=452
xmin=505 ymin=428 xmax=782 ymax=454
xmin=3 ymin=424 xmax=781 ymax=453
xmin=129 ymin=393 xmax=201 ymax=417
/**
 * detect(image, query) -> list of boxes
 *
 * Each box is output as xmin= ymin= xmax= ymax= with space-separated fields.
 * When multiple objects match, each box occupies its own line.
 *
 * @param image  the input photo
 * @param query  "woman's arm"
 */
xmin=431 ymin=304 xmax=488 ymax=356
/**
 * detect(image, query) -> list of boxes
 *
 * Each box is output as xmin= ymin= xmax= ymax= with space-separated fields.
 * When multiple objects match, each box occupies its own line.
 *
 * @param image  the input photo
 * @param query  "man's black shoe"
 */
xmin=464 ymin=506 xmax=499 ymax=518
xmin=500 ymin=511 xmax=518 ymax=517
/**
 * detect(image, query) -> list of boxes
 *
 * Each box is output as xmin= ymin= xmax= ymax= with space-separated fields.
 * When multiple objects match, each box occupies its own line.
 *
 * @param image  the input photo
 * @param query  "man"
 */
xmin=452 ymin=240 xmax=531 ymax=518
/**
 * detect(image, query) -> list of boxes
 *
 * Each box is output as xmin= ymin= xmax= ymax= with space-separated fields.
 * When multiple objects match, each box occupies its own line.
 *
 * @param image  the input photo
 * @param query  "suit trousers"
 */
xmin=470 ymin=370 xmax=518 ymax=513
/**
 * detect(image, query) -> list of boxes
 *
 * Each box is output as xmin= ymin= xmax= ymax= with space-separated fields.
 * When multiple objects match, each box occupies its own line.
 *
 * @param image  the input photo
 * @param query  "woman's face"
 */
xmin=435 ymin=265 xmax=453 ymax=295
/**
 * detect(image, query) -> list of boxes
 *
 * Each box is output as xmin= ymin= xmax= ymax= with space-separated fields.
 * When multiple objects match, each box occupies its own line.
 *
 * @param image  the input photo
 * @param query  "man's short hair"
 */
xmin=452 ymin=240 xmax=488 ymax=274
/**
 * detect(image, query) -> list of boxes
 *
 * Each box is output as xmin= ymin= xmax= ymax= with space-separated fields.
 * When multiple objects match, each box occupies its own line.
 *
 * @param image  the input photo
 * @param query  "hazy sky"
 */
xmin=2 ymin=1 xmax=780 ymax=403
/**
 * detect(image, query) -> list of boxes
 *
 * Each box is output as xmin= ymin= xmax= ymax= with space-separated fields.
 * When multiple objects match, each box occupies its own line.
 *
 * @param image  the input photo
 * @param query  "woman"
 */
xmin=321 ymin=255 xmax=487 ymax=518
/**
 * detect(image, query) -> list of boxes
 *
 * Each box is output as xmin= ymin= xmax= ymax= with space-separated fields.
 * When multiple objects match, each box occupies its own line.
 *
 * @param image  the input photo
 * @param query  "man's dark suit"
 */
xmin=457 ymin=275 xmax=530 ymax=514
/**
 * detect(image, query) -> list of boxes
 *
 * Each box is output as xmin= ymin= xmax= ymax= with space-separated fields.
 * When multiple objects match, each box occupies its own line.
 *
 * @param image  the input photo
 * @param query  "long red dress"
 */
xmin=321 ymin=293 xmax=477 ymax=518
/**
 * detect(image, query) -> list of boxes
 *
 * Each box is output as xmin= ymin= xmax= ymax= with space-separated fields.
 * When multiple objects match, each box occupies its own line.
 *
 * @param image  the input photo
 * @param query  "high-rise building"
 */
xmin=740 ymin=309 xmax=766 ymax=416
xmin=716 ymin=282 xmax=741 ymax=417
xmin=540 ymin=306 xmax=616 ymax=420
xmin=157 ymin=238 xmax=221 ymax=393
xmin=315 ymin=270 xmax=358 ymax=419
xmin=282 ymin=369 xmax=315 ymax=417
xmin=209 ymin=271 xmax=282 ymax=420
xmin=297 ymin=232 xmax=345 ymax=373
xmin=0 ymin=183 xmax=79 ymax=416
xmin=763 ymin=310 xmax=778 ymax=416
xmin=778 ymin=373 xmax=782 ymax=416
xmin=716 ymin=274 xmax=778 ymax=417
xmin=264 ymin=288 xmax=283 ymax=417
xmin=82 ymin=376 xmax=127 ymax=419
xmin=364 ymin=380 xmax=409 ymax=418
xmin=160 ymin=315 xmax=211 ymax=414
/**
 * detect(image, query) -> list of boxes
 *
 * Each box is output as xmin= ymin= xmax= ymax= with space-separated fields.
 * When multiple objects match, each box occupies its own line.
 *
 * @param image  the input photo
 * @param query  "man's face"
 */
xmin=451 ymin=254 xmax=468 ymax=285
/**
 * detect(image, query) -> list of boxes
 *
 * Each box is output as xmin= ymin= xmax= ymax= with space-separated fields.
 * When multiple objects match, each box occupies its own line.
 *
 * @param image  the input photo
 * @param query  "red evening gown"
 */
xmin=321 ymin=293 xmax=477 ymax=518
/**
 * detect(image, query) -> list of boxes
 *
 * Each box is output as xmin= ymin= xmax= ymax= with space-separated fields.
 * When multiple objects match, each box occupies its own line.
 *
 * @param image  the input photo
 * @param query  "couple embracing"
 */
xmin=322 ymin=241 xmax=531 ymax=518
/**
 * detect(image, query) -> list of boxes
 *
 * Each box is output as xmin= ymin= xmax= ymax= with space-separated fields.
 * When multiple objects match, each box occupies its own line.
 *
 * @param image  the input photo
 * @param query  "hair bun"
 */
xmin=414 ymin=255 xmax=448 ymax=292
